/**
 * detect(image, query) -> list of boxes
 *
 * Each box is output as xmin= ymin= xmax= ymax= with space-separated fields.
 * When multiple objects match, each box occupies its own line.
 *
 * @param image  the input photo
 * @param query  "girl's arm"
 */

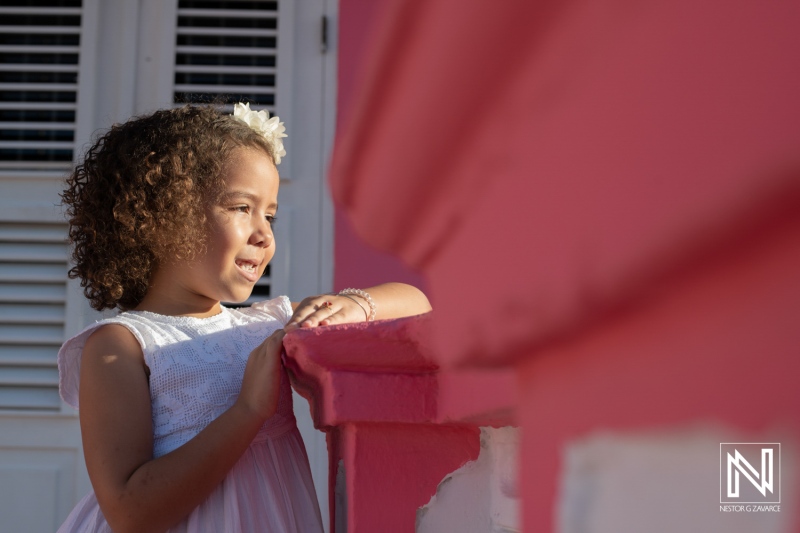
xmin=79 ymin=324 xmax=284 ymax=533
xmin=286 ymin=282 xmax=432 ymax=330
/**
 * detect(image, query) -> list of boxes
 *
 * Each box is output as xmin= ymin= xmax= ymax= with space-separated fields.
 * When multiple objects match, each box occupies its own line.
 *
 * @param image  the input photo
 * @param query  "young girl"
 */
xmin=56 ymin=104 xmax=431 ymax=533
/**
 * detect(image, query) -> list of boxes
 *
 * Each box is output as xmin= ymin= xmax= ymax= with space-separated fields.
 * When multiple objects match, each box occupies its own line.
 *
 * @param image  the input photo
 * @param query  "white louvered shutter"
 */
xmin=174 ymin=0 xmax=279 ymax=109
xmin=0 ymin=222 xmax=67 ymax=410
xmin=0 ymin=2 xmax=330 ymax=529
xmin=174 ymin=0 xmax=292 ymax=305
xmin=0 ymin=2 xmax=82 ymax=411
xmin=0 ymin=2 xmax=80 ymax=172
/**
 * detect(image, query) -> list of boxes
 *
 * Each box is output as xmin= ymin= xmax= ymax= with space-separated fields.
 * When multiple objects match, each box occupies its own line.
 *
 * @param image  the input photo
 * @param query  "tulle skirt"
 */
xmin=57 ymin=427 xmax=323 ymax=533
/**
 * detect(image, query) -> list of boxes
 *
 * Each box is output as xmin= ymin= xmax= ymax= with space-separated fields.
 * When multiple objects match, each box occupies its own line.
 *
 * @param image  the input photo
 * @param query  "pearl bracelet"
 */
xmin=338 ymin=288 xmax=376 ymax=321
xmin=337 ymin=294 xmax=369 ymax=321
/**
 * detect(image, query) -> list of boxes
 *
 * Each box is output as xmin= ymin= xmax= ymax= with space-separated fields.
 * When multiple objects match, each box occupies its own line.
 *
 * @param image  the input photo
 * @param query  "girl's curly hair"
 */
xmin=62 ymin=104 xmax=275 ymax=311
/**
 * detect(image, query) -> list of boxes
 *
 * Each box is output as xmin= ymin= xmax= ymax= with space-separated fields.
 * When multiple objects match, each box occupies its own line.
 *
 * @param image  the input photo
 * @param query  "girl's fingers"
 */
xmin=286 ymin=297 xmax=330 ymax=329
xmin=298 ymin=302 xmax=337 ymax=328
xmin=238 ymin=328 xmax=285 ymax=420
xmin=286 ymin=294 xmax=367 ymax=330
xmin=317 ymin=306 xmax=342 ymax=326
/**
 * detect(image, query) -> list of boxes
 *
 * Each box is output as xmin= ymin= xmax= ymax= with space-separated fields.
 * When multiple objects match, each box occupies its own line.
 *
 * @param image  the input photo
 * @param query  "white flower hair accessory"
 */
xmin=231 ymin=102 xmax=287 ymax=164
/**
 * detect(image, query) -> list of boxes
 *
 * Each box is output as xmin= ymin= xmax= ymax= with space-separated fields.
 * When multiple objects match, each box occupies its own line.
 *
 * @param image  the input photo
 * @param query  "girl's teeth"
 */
xmin=238 ymin=262 xmax=256 ymax=272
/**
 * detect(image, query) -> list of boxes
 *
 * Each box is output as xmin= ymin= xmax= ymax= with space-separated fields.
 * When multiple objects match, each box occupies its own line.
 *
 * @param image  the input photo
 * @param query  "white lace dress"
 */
xmin=57 ymin=296 xmax=323 ymax=533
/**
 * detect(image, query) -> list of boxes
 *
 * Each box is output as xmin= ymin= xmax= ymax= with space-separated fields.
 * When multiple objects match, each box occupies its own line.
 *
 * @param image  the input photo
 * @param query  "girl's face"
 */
xmin=145 ymin=147 xmax=280 ymax=315
xmin=194 ymin=147 xmax=280 ymax=305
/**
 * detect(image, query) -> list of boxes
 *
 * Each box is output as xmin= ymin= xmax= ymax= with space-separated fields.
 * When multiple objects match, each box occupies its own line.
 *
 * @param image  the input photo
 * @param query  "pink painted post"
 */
xmin=334 ymin=423 xmax=479 ymax=532
xmin=283 ymin=315 xmax=509 ymax=532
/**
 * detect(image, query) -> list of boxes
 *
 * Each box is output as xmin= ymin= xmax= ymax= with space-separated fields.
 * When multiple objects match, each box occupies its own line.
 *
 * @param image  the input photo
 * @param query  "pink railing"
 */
xmin=283 ymin=313 xmax=515 ymax=533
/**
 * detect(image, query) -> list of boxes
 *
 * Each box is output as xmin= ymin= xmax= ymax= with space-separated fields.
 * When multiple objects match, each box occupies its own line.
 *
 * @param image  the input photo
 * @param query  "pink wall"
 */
xmin=328 ymin=0 xmax=800 ymax=530
xmin=333 ymin=0 xmax=427 ymax=293
xmin=521 ymin=211 xmax=800 ymax=530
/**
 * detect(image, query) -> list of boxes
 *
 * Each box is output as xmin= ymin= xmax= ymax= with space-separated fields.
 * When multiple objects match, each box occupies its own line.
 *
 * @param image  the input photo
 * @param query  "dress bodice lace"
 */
xmin=58 ymin=297 xmax=295 ymax=457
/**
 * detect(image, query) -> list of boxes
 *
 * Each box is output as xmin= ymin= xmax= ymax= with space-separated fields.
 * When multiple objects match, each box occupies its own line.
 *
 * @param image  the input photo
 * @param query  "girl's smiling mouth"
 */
xmin=235 ymin=259 xmax=261 ymax=281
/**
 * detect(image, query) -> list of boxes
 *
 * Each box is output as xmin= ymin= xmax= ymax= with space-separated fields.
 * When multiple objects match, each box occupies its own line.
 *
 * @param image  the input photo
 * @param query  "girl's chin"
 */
xmin=213 ymin=285 xmax=253 ymax=305
xmin=225 ymin=292 xmax=253 ymax=304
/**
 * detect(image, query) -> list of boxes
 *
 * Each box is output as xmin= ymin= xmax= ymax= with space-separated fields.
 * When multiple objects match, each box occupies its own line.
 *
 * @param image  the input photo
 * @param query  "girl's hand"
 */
xmin=285 ymin=294 xmax=368 ymax=330
xmin=235 ymin=329 xmax=285 ymax=421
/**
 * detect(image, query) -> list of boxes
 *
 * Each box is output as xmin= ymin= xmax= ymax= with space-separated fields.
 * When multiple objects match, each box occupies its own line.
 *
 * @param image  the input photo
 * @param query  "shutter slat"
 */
xmin=0 ymin=25 xmax=81 ymax=34
xmin=0 ymin=335 xmax=62 ymax=345
xmin=0 ymin=324 xmax=63 ymax=344
xmin=0 ymin=64 xmax=78 ymax=73
xmin=0 ymin=264 xmax=65 ymax=282
xmin=0 ymin=284 xmax=66 ymax=304
xmin=0 ymin=141 xmax=75 ymax=150
xmin=0 ymin=102 xmax=77 ymax=110
xmin=0 ymin=224 xmax=66 ymax=242
xmin=0 ymin=345 xmax=57 ymax=367
xmin=0 ymin=387 xmax=61 ymax=411
xmin=176 ymin=27 xmax=277 ymax=37
xmin=0 ymin=170 xmax=66 ymax=179
xmin=178 ymin=8 xmax=276 ymax=18
xmin=0 ymin=359 xmax=55 ymax=367
xmin=174 ymin=65 xmax=275 ymax=75
xmin=0 ymin=161 xmax=72 ymax=170
xmin=0 ymin=304 xmax=65 ymax=325
xmin=0 ymin=83 xmax=77 ymax=91
xmin=0 ymin=7 xmax=81 ymax=16
xmin=0 ymin=344 xmax=58 ymax=365
xmin=0 ymin=243 xmax=68 ymax=262
xmin=0 ymin=336 xmax=64 ymax=345
xmin=0 ymin=122 xmax=75 ymax=130
xmin=174 ymin=84 xmax=274 ymax=94
xmin=174 ymin=45 xmax=275 ymax=56
xmin=0 ymin=367 xmax=59 ymax=387
xmin=0 ymin=45 xmax=80 ymax=54
xmin=0 ymin=168 xmax=64 ymax=181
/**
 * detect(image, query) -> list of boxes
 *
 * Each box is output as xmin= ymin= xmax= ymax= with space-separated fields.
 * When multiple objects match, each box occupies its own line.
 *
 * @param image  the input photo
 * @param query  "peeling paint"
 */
xmin=417 ymin=427 xmax=520 ymax=533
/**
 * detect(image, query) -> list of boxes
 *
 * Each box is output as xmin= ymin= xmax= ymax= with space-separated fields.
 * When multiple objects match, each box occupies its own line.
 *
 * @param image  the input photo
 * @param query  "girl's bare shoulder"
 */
xmin=82 ymin=323 xmax=145 ymax=365
xmin=78 ymin=323 xmax=151 ymax=415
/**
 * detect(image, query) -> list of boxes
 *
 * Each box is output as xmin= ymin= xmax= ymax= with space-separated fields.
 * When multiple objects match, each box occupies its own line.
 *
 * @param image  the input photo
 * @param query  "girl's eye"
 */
xmin=230 ymin=205 xmax=249 ymax=213
xmin=266 ymin=214 xmax=278 ymax=225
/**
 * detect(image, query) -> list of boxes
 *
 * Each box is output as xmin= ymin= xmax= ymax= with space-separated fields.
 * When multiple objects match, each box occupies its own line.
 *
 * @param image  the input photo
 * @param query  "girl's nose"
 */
xmin=250 ymin=218 xmax=273 ymax=247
